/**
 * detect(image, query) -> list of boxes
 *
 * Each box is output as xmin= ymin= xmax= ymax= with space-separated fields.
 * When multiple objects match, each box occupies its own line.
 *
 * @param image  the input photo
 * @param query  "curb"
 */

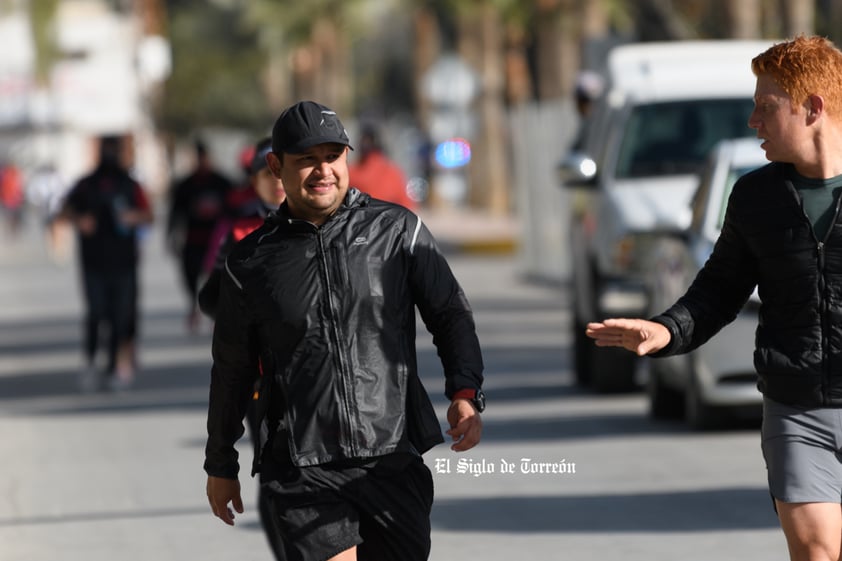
xmin=450 ymin=238 xmax=519 ymax=255
xmin=418 ymin=209 xmax=519 ymax=256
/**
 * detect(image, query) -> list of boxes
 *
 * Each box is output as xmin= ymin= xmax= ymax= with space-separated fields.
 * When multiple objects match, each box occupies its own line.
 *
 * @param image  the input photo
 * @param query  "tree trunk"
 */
xmin=534 ymin=1 xmax=565 ymax=100
xmin=459 ymin=2 xmax=510 ymax=214
xmin=504 ymin=23 xmax=532 ymax=105
xmin=633 ymin=0 xmax=693 ymax=40
xmin=413 ymin=6 xmax=441 ymax=139
xmin=724 ymin=0 xmax=762 ymax=38
xmin=825 ymin=0 xmax=842 ymax=44
xmin=780 ymin=0 xmax=814 ymax=36
xmin=312 ymin=17 xmax=352 ymax=114
xmin=533 ymin=0 xmax=581 ymax=101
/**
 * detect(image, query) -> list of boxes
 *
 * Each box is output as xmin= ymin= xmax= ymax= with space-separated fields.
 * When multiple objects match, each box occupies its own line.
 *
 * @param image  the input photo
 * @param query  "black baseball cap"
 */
xmin=271 ymin=101 xmax=353 ymax=154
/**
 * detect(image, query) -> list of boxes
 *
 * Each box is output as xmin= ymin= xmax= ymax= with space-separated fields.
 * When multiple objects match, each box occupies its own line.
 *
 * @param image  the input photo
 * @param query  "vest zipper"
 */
xmin=822 ymin=193 xmax=842 ymax=404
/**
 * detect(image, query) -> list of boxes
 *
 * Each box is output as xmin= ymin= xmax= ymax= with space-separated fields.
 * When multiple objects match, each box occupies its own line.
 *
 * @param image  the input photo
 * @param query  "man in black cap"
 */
xmin=204 ymin=100 xmax=485 ymax=561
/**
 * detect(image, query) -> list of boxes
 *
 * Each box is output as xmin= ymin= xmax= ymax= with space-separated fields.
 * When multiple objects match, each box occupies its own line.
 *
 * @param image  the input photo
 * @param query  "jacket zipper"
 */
xmin=823 ymin=193 xmax=842 ymax=404
xmin=316 ymin=227 xmax=358 ymax=455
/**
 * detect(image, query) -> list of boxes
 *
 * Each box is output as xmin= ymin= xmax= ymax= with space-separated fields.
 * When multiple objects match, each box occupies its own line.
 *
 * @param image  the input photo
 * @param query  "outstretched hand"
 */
xmin=585 ymin=318 xmax=671 ymax=356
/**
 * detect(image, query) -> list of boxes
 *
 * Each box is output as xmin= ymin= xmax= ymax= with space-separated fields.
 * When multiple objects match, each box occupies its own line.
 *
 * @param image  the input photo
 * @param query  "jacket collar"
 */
xmin=269 ymin=188 xmax=370 ymax=228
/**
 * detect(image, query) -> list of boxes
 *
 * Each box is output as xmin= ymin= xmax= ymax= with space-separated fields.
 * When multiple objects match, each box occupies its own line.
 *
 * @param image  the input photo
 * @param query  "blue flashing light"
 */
xmin=435 ymin=138 xmax=472 ymax=168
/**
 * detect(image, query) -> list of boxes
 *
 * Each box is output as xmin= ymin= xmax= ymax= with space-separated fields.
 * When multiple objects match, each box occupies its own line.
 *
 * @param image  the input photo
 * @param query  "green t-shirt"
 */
xmin=790 ymin=167 xmax=842 ymax=241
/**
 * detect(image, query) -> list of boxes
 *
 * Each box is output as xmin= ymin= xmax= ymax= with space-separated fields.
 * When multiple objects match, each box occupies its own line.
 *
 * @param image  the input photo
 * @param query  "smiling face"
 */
xmin=748 ymin=73 xmax=813 ymax=166
xmin=267 ymin=143 xmax=350 ymax=225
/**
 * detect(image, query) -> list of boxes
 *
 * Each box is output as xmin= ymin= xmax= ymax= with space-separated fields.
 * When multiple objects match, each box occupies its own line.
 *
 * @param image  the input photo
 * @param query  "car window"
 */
xmin=689 ymin=157 xmax=716 ymax=233
xmin=614 ymin=99 xmax=755 ymax=179
xmin=716 ymin=165 xmax=758 ymax=230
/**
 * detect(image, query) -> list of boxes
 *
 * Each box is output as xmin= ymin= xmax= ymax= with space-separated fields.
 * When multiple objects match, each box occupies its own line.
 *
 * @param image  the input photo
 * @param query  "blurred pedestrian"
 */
xmin=0 ymin=160 xmax=24 ymax=236
xmin=204 ymin=100 xmax=485 ymax=561
xmin=198 ymin=137 xmax=284 ymax=319
xmin=58 ymin=135 xmax=154 ymax=392
xmin=348 ymin=124 xmax=415 ymax=210
xmin=199 ymin=143 xmax=256 ymax=285
xmin=586 ymin=36 xmax=842 ymax=561
xmin=570 ymin=69 xmax=604 ymax=153
xmin=166 ymin=139 xmax=233 ymax=333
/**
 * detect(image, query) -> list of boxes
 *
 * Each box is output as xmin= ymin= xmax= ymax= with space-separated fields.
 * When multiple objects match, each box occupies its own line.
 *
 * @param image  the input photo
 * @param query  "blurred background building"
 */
xmin=0 ymin=0 xmax=170 ymax=195
xmin=0 ymin=0 xmax=838 ymax=277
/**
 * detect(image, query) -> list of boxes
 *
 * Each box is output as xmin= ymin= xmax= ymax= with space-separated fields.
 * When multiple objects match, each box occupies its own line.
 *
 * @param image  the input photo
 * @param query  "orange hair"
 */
xmin=752 ymin=35 xmax=842 ymax=117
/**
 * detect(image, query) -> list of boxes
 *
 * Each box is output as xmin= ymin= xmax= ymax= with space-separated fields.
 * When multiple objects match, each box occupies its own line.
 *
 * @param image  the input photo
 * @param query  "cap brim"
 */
xmin=284 ymin=137 xmax=353 ymax=154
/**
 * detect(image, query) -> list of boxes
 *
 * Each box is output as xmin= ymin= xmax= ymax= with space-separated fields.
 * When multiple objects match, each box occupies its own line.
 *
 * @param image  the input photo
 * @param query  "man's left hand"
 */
xmin=446 ymin=399 xmax=482 ymax=452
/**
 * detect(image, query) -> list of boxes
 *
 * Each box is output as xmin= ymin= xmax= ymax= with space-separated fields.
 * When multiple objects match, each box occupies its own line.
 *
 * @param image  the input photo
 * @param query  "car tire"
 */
xmin=647 ymin=364 xmax=684 ymax=419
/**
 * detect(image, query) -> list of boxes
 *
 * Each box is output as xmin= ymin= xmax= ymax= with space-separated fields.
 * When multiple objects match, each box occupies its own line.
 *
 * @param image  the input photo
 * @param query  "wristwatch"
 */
xmin=452 ymin=388 xmax=486 ymax=413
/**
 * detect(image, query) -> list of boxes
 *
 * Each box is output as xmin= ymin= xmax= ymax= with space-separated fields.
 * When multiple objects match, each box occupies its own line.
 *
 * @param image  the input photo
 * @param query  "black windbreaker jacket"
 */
xmin=652 ymin=161 xmax=842 ymax=408
xmin=204 ymin=189 xmax=484 ymax=478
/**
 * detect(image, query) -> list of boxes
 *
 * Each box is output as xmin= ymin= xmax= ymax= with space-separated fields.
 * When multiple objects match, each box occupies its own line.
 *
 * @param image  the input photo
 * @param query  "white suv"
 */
xmin=561 ymin=40 xmax=774 ymax=392
xmin=646 ymin=137 xmax=767 ymax=429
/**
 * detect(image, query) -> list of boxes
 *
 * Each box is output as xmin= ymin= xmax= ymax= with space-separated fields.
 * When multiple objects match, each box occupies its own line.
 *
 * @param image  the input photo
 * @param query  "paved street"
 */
xmin=0 ymin=211 xmax=787 ymax=561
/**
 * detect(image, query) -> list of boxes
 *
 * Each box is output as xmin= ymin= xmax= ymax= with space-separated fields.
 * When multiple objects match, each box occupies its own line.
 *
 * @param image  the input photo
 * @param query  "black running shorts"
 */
xmin=260 ymin=444 xmax=434 ymax=561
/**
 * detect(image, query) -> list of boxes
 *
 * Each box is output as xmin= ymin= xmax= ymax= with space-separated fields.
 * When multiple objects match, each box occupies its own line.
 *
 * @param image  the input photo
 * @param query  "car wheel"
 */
xmin=685 ymin=371 xmax=725 ymax=430
xmin=647 ymin=363 xmax=684 ymax=419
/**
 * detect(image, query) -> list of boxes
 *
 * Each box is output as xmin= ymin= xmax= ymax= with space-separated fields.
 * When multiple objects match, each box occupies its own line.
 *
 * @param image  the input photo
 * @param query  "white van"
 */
xmin=561 ymin=40 xmax=774 ymax=392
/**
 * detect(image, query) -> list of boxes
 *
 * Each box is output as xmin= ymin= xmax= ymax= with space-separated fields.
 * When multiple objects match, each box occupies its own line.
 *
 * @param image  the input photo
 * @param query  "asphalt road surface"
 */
xmin=0 ymin=212 xmax=786 ymax=561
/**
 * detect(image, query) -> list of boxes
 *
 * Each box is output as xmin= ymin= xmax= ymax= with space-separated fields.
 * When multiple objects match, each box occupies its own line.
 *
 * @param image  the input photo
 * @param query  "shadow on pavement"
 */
xmin=431 ymin=487 xmax=778 ymax=533
xmin=0 ymin=505 xmax=211 ymax=528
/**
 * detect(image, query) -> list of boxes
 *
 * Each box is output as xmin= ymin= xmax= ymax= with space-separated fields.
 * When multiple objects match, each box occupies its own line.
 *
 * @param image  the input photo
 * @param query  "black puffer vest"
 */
xmin=653 ymin=162 xmax=842 ymax=407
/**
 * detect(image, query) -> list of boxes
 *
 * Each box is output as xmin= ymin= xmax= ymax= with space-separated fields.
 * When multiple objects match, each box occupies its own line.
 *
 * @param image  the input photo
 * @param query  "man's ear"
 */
xmin=806 ymin=94 xmax=825 ymax=121
xmin=266 ymin=152 xmax=283 ymax=178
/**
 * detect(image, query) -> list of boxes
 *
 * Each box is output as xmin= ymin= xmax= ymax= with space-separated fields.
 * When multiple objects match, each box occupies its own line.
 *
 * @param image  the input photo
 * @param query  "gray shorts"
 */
xmin=761 ymin=397 xmax=842 ymax=503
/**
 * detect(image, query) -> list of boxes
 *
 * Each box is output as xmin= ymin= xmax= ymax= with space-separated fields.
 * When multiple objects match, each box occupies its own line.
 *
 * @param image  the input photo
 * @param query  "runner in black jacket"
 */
xmin=60 ymin=135 xmax=153 ymax=392
xmin=204 ymin=101 xmax=484 ymax=561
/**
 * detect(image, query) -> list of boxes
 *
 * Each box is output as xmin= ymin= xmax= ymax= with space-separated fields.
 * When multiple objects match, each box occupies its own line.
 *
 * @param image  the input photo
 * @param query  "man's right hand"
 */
xmin=206 ymin=475 xmax=243 ymax=526
xmin=585 ymin=318 xmax=671 ymax=356
xmin=446 ymin=399 xmax=482 ymax=452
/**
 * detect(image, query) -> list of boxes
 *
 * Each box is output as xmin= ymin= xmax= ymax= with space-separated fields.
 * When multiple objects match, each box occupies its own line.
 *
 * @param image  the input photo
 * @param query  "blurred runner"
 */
xmin=198 ymin=137 xmax=285 ymax=318
xmin=348 ymin=124 xmax=415 ymax=210
xmin=58 ymin=135 xmax=154 ymax=392
xmin=166 ymin=139 xmax=233 ymax=333
xmin=0 ymin=161 xmax=24 ymax=236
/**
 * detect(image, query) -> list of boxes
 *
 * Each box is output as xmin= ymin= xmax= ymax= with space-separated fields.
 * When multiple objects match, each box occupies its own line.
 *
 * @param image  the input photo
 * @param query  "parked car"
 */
xmin=560 ymin=39 xmax=774 ymax=392
xmin=645 ymin=137 xmax=767 ymax=429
